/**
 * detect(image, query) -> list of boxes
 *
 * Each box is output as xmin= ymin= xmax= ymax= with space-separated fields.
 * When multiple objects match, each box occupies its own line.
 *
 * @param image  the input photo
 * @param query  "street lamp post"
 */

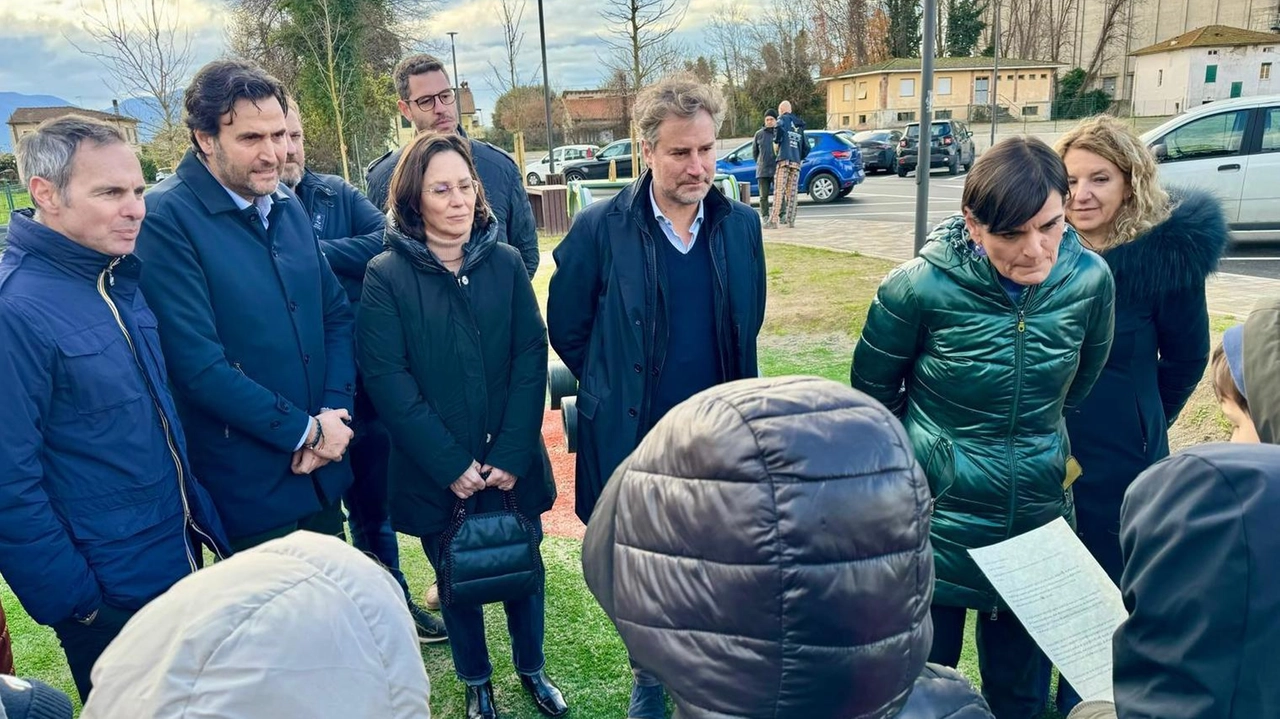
xmin=990 ymin=1 xmax=1000 ymax=147
xmin=537 ymin=0 xmax=556 ymax=174
xmin=447 ymin=32 xmax=460 ymax=96
xmin=914 ymin=0 xmax=938 ymax=256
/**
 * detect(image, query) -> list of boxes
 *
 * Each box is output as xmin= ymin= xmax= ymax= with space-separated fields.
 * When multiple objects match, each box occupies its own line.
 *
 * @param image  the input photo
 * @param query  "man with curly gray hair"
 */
xmin=548 ymin=74 xmax=766 ymax=718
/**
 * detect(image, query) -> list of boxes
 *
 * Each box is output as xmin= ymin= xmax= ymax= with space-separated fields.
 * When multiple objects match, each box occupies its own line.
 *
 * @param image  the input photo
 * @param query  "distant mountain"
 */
xmin=1 ymin=92 xmax=73 ymax=151
xmin=101 ymin=94 xmax=183 ymax=142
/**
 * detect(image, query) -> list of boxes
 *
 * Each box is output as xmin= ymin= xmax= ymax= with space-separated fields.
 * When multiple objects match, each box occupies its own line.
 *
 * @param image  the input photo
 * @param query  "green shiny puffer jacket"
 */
xmin=852 ymin=215 xmax=1115 ymax=611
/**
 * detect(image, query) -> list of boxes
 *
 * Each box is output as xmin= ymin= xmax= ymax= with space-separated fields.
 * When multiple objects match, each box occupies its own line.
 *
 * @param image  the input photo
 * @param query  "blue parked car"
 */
xmin=716 ymin=130 xmax=865 ymax=204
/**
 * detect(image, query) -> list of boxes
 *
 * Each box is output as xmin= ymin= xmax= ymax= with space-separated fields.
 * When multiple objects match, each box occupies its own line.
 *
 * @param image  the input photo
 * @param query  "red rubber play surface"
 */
xmin=540 ymin=409 xmax=585 ymax=540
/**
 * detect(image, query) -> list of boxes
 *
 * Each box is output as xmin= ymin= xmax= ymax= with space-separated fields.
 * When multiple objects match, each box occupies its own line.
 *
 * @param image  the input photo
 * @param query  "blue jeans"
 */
xmin=344 ymin=416 xmax=411 ymax=601
xmin=422 ymin=517 xmax=546 ymax=684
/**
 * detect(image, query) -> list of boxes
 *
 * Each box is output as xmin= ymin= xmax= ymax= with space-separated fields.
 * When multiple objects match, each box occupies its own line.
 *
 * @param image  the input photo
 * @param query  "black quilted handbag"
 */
xmin=438 ymin=489 xmax=544 ymax=608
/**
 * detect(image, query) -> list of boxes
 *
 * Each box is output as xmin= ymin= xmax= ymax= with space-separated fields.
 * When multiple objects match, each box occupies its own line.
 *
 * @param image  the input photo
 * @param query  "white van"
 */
xmin=1142 ymin=94 xmax=1280 ymax=243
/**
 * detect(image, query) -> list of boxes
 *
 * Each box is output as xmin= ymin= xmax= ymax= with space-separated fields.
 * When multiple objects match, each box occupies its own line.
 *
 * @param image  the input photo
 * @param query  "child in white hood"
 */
xmin=81 ymin=532 xmax=431 ymax=718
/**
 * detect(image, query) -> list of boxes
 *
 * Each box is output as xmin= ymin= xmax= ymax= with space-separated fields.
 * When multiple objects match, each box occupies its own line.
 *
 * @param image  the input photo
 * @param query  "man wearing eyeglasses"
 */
xmin=366 ymin=53 xmax=539 ymax=280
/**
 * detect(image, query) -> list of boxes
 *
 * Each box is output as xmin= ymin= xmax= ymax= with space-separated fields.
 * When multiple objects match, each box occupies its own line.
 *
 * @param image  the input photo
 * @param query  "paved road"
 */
xmin=758 ymin=172 xmax=1280 ymax=280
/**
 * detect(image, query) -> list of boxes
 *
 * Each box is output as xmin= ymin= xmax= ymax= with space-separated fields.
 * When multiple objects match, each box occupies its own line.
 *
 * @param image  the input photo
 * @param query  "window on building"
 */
xmin=1041 ymin=73 xmax=1048 ymax=79
xmin=1209 ymin=49 xmax=1219 ymax=55
xmin=1231 ymin=81 xmax=1244 ymax=98
xmin=938 ymin=77 xmax=952 ymax=95
xmin=858 ymin=114 xmax=867 ymax=124
xmin=935 ymin=109 xmax=953 ymax=119
xmin=1206 ymin=64 xmax=1218 ymax=83
xmin=1007 ymin=74 xmax=1014 ymax=80
xmin=1018 ymin=74 xmax=1026 ymax=79
xmin=1263 ymin=63 xmax=1273 ymax=80
xmin=843 ymin=83 xmax=852 ymax=101
xmin=858 ymin=82 xmax=868 ymax=99
xmin=1267 ymin=47 xmax=1276 ymax=53
xmin=900 ymin=78 xmax=916 ymax=97
xmin=842 ymin=115 xmax=851 ymax=126
xmin=1102 ymin=76 xmax=1117 ymax=95
xmin=1023 ymin=105 xmax=1039 ymax=115
xmin=897 ymin=111 xmax=916 ymax=122
xmin=1158 ymin=69 xmax=1163 ymax=86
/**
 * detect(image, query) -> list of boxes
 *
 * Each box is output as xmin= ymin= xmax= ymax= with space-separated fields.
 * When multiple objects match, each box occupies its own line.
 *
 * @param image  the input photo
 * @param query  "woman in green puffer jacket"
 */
xmin=851 ymin=136 xmax=1116 ymax=719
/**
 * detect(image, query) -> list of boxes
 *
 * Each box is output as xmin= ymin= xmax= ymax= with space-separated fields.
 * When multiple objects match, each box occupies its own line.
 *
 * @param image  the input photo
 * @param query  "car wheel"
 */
xmin=897 ymin=164 xmax=909 ymax=178
xmin=561 ymin=396 xmax=578 ymax=454
xmin=949 ymin=154 xmax=960 ymax=176
xmin=565 ymin=170 xmax=586 ymax=183
xmin=526 ymin=172 xmax=542 ymax=185
xmin=838 ymin=186 xmax=853 ymax=197
xmin=547 ymin=361 xmax=578 ymax=410
xmin=808 ymin=172 xmax=839 ymax=203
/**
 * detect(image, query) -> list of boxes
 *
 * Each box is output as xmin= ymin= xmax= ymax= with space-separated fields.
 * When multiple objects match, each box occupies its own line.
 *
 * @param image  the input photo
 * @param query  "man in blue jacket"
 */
xmin=0 ymin=115 xmax=229 ymax=700
xmin=136 ymin=59 xmax=356 ymax=551
xmin=547 ymin=76 xmax=766 ymax=719
xmin=766 ymin=100 xmax=806 ymax=229
xmin=280 ymin=101 xmax=448 ymax=644
xmin=365 ymin=53 xmax=539 ymax=280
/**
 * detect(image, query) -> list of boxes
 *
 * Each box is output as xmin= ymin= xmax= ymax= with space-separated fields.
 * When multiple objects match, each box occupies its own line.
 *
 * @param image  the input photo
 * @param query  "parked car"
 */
xmin=1142 ymin=94 xmax=1280 ymax=243
xmin=155 ymin=168 xmax=173 ymax=182
xmin=562 ymin=139 xmax=635 ymax=182
xmin=849 ymin=129 xmax=903 ymax=174
xmin=524 ymin=144 xmax=600 ymax=185
xmin=896 ymin=119 xmax=976 ymax=177
xmin=716 ymin=130 xmax=866 ymax=204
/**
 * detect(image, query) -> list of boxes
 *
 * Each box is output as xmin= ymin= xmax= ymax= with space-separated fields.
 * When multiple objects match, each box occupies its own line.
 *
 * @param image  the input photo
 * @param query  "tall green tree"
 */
xmin=744 ymin=30 xmax=825 ymax=129
xmin=946 ymin=0 xmax=987 ymax=57
xmin=884 ymin=0 xmax=921 ymax=58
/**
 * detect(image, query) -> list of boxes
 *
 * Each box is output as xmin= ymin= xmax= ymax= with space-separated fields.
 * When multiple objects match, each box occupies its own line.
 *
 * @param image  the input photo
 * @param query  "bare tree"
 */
xmin=291 ymin=0 xmax=361 ymax=181
xmin=597 ymin=0 xmax=689 ymax=98
xmin=488 ymin=0 xmax=535 ymax=98
xmin=1081 ymin=0 xmax=1137 ymax=88
xmin=228 ymin=0 xmax=298 ymax=88
xmin=707 ymin=0 xmax=754 ymax=134
xmin=72 ymin=0 xmax=193 ymax=165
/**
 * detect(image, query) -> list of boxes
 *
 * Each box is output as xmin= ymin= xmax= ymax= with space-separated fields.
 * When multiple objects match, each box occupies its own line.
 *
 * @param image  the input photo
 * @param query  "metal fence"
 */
xmin=1 ymin=180 xmax=32 ymax=226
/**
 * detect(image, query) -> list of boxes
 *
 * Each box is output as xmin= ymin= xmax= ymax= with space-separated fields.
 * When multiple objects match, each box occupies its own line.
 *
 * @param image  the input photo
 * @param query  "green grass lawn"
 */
xmin=1 ymin=186 xmax=32 ymax=219
xmin=7 ymin=235 xmax=1235 ymax=717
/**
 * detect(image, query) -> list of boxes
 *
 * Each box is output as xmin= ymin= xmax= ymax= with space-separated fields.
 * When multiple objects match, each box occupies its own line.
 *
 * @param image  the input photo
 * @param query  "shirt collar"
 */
xmin=221 ymin=184 xmax=274 ymax=223
xmin=648 ymin=184 xmax=704 ymax=237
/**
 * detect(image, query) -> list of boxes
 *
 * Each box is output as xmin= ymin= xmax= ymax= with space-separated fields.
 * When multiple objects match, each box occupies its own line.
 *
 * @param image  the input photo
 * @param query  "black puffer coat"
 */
xmin=582 ymin=376 xmax=993 ymax=719
xmin=356 ymin=218 xmax=555 ymax=537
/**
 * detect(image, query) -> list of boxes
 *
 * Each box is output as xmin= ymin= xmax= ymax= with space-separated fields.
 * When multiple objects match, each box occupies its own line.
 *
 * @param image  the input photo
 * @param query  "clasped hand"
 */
xmin=291 ymin=409 xmax=354 ymax=475
xmin=450 ymin=461 xmax=518 ymax=499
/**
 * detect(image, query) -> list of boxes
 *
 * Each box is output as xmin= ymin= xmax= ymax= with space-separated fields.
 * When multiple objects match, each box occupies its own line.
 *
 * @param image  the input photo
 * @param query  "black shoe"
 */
xmin=466 ymin=680 xmax=498 ymax=719
xmin=519 ymin=669 xmax=568 ymax=717
xmin=409 ymin=600 xmax=448 ymax=644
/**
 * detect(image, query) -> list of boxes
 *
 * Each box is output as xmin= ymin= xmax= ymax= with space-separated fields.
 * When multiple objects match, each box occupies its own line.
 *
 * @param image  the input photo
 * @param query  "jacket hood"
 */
xmin=582 ymin=376 xmax=934 ymax=719
xmin=1114 ymin=443 xmax=1280 ymax=718
xmin=1100 ymin=188 xmax=1228 ymax=304
xmin=1243 ymin=296 xmax=1280 ymax=444
xmin=384 ymin=213 xmax=499 ymax=275
xmin=80 ymin=532 xmax=432 ymax=719
xmin=919 ymin=214 xmax=1087 ymax=298
xmin=3 ymin=209 xmax=137 ymax=286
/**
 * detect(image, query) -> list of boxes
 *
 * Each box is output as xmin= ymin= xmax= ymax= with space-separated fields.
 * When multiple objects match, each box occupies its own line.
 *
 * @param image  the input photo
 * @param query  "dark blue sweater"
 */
xmin=650 ymin=222 xmax=721 ymax=424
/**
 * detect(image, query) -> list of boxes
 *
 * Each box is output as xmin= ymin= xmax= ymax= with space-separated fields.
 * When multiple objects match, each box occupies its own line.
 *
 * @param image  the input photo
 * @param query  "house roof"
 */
xmin=456 ymin=84 xmax=477 ymax=115
xmin=1132 ymin=25 xmax=1280 ymax=56
xmin=819 ymin=56 xmax=1064 ymax=82
xmin=6 ymin=106 xmax=139 ymax=126
xmin=562 ymin=93 xmax=627 ymax=123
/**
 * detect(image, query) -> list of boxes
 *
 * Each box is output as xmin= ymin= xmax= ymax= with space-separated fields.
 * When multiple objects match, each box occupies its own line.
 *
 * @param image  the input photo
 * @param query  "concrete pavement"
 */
xmin=763 ymin=215 xmax=1279 ymax=319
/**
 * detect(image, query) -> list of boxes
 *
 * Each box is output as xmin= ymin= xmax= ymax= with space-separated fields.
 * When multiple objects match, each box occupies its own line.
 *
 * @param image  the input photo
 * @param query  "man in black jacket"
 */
xmin=751 ymin=109 xmax=778 ymax=221
xmin=365 ymin=53 xmax=539 ymax=279
xmin=280 ymin=101 xmax=448 ymax=644
xmin=137 ymin=60 xmax=356 ymax=551
xmin=547 ymin=75 xmax=766 ymax=719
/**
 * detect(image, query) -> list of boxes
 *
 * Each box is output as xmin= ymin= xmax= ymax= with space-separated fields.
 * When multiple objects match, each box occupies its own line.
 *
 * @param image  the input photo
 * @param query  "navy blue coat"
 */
xmin=136 ymin=151 xmax=356 ymax=541
xmin=548 ymin=174 xmax=767 ymax=524
xmin=365 ymin=134 xmax=540 ymax=279
xmin=295 ymin=169 xmax=385 ymax=306
xmin=0 ymin=211 xmax=228 ymax=626
xmin=1067 ymin=190 xmax=1228 ymax=581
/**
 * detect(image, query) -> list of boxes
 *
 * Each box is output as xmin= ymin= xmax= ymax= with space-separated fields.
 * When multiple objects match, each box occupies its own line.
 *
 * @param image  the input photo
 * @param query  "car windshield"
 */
xmin=834 ymin=133 xmax=857 ymax=148
xmin=852 ymin=130 xmax=885 ymax=142
xmin=906 ymin=123 xmax=949 ymax=138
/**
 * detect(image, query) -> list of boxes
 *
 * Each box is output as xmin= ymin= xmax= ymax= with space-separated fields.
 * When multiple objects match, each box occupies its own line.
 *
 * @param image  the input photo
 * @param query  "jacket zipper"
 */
xmin=97 ymin=259 xmax=224 ymax=570
xmin=995 ymin=285 xmax=1036 ymax=618
xmin=707 ymin=218 xmax=731 ymax=380
xmin=452 ymin=271 xmax=490 ymax=456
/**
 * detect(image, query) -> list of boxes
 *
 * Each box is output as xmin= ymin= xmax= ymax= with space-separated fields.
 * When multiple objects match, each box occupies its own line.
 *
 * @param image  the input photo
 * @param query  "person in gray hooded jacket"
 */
xmin=582 ymin=375 xmax=994 ymax=719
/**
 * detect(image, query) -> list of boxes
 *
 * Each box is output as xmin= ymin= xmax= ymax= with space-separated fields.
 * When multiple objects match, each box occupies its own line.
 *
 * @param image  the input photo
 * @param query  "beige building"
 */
xmin=1131 ymin=25 xmax=1280 ymax=115
xmin=991 ymin=0 xmax=1280 ymax=109
xmin=819 ymin=57 xmax=1064 ymax=130
xmin=391 ymin=81 xmax=480 ymax=148
xmin=7 ymin=106 xmax=141 ymax=151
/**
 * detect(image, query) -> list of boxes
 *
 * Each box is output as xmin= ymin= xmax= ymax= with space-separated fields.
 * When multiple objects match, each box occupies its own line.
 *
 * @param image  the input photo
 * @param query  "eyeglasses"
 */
xmin=424 ymin=181 xmax=476 ymax=199
xmin=411 ymin=88 xmax=457 ymax=112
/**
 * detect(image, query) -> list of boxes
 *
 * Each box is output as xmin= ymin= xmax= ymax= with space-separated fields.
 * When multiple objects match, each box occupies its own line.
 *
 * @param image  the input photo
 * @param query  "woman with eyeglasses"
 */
xmin=355 ymin=132 xmax=566 ymax=719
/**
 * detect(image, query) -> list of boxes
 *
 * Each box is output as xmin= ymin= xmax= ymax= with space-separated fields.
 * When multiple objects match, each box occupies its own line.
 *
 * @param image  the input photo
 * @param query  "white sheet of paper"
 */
xmin=968 ymin=517 xmax=1128 ymax=703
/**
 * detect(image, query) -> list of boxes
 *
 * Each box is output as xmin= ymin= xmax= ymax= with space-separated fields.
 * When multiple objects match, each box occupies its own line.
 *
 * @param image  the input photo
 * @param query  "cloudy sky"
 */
xmin=0 ymin=0 xmax=733 ymax=120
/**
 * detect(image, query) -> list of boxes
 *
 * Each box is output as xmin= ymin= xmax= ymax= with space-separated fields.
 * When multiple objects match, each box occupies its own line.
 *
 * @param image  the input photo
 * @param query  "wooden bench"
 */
xmin=526 ymin=185 xmax=570 ymax=235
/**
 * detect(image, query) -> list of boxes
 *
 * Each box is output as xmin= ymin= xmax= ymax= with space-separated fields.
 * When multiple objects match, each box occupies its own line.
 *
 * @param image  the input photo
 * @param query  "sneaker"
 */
xmin=410 ymin=601 xmax=448 ymax=644
xmin=425 ymin=582 xmax=440 ymax=611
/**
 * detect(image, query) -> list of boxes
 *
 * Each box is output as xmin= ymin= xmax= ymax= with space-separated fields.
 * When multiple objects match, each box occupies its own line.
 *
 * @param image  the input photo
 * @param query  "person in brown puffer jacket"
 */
xmin=583 ymin=375 xmax=994 ymax=719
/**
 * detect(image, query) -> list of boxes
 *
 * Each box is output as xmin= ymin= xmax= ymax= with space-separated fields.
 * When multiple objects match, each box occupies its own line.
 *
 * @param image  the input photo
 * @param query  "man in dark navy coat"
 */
xmin=136 ymin=60 xmax=356 ymax=551
xmin=280 ymin=101 xmax=448 ymax=644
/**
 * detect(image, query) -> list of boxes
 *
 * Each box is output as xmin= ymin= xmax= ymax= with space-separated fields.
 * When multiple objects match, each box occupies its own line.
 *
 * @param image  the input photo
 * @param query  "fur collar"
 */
xmin=1099 ymin=189 xmax=1229 ymax=304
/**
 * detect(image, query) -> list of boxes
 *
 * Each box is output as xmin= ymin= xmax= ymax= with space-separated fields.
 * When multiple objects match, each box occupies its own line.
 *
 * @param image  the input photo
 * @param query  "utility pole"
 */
xmin=990 ymin=0 xmax=999 ymax=148
xmin=537 ymin=0 xmax=556 ymax=173
xmin=448 ymin=32 xmax=460 ymax=96
xmin=915 ymin=0 xmax=938 ymax=256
